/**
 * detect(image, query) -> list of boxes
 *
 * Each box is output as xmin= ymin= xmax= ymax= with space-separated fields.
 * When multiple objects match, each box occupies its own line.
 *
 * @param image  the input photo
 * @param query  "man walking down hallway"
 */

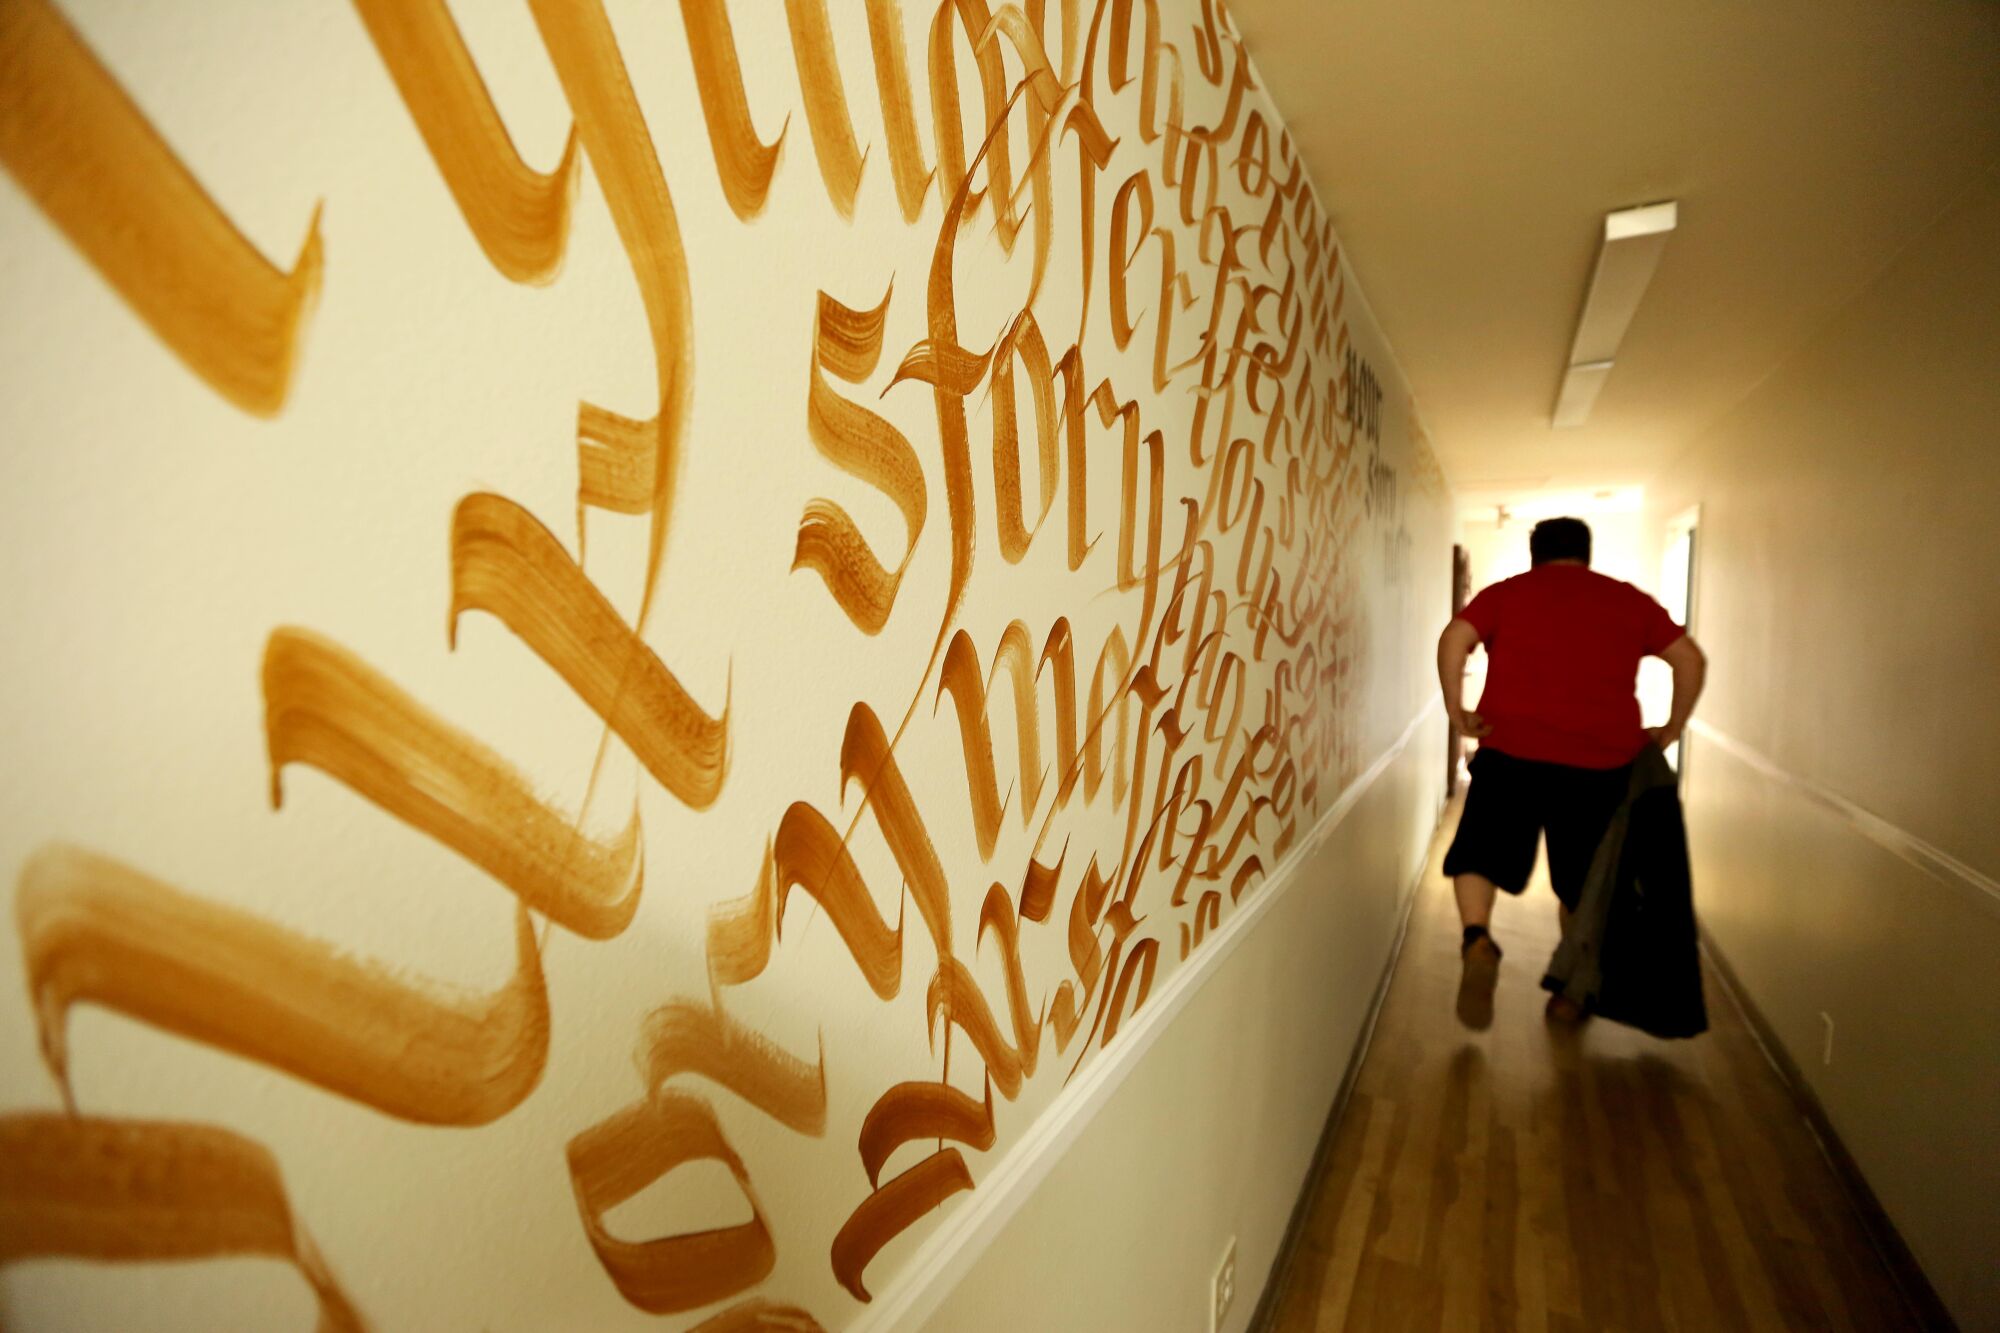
xmin=1435 ymin=517 xmax=1708 ymax=1030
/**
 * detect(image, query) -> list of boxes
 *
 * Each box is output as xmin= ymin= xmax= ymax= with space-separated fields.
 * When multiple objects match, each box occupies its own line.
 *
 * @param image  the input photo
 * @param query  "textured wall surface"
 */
xmin=1648 ymin=168 xmax=2000 ymax=1326
xmin=0 ymin=1 xmax=1449 ymax=1327
xmin=929 ymin=721 xmax=1442 ymax=1332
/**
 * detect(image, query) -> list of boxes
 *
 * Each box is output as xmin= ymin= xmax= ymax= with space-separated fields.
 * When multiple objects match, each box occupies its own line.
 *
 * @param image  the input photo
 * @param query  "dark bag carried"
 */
xmin=1542 ymin=745 xmax=1708 ymax=1039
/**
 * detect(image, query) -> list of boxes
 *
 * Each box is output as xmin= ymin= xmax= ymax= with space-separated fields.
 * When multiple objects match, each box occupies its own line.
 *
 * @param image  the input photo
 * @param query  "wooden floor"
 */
xmin=1262 ymin=799 xmax=1920 ymax=1333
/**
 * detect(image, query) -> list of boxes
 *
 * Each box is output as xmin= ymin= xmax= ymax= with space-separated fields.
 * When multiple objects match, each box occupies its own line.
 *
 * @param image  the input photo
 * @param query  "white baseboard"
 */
xmin=850 ymin=701 xmax=1442 ymax=1332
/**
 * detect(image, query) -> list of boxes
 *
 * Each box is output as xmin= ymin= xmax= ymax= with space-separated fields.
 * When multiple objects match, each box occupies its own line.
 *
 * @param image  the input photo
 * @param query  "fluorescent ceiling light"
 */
xmin=1552 ymin=359 xmax=1614 ymax=428
xmin=1553 ymin=200 xmax=1677 ymax=428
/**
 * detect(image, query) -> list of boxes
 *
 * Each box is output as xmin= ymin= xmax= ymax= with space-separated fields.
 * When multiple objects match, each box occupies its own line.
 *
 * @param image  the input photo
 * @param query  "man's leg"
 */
xmin=1441 ymin=752 xmax=1539 ymax=1031
xmin=1542 ymin=761 xmax=1632 ymax=1023
xmin=1452 ymin=871 xmax=1505 ymax=1031
xmin=1544 ymin=762 xmax=1631 ymax=912
xmin=1454 ymin=871 xmax=1498 ymax=930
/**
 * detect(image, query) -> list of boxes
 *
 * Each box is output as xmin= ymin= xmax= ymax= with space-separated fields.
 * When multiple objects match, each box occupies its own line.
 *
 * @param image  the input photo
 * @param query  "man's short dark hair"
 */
xmin=1530 ymin=517 xmax=1592 ymax=566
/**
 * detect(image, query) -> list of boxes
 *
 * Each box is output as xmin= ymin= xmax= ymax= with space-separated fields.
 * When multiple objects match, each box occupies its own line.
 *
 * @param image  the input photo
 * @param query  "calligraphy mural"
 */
xmin=0 ymin=0 xmax=1448 ymax=1326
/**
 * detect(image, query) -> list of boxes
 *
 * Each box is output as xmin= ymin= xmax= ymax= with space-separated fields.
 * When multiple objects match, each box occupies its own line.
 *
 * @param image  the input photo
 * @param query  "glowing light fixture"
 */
xmin=1552 ymin=200 xmax=1677 ymax=428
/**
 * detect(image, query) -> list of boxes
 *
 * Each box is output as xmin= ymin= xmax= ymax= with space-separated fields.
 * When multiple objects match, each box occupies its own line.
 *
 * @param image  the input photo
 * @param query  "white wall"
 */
xmin=1459 ymin=502 xmax=1650 ymax=596
xmin=1645 ymin=166 xmax=2000 ymax=1326
xmin=0 ymin=1 xmax=1450 ymax=1327
xmin=927 ymin=722 xmax=1442 ymax=1333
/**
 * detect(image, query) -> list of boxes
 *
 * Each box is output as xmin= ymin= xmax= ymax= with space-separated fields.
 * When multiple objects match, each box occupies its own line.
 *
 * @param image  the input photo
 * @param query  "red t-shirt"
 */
xmin=1459 ymin=564 xmax=1684 ymax=769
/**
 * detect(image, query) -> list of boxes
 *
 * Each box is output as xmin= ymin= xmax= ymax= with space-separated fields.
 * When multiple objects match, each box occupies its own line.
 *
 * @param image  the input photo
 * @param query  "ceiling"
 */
xmin=1226 ymin=0 xmax=2000 ymax=506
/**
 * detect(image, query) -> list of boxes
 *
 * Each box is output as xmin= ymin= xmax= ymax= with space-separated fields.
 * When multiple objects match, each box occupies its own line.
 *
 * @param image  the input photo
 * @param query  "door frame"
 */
xmin=1661 ymin=504 xmax=1702 ymax=782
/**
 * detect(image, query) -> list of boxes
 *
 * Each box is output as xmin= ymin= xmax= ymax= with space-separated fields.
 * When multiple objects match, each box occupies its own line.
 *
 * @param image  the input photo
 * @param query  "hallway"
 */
xmin=1262 ymin=799 xmax=1919 ymax=1333
xmin=0 ymin=2 xmax=1993 ymax=1328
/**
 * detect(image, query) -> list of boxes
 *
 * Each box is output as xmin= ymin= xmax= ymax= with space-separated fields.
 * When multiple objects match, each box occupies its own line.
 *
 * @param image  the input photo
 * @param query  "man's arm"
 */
xmin=1648 ymin=635 xmax=1708 ymax=749
xmin=1437 ymin=618 xmax=1491 ymax=738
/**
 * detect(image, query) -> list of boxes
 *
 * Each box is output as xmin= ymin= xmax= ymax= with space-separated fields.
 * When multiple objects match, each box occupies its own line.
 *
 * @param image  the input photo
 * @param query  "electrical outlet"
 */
xmin=1820 ymin=1012 xmax=1835 ymax=1067
xmin=1211 ymin=1235 xmax=1238 ymax=1333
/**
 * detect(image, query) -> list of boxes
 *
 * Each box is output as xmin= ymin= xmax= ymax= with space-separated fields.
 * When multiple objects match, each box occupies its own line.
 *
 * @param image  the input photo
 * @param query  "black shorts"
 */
xmin=1442 ymin=748 xmax=1631 ymax=910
